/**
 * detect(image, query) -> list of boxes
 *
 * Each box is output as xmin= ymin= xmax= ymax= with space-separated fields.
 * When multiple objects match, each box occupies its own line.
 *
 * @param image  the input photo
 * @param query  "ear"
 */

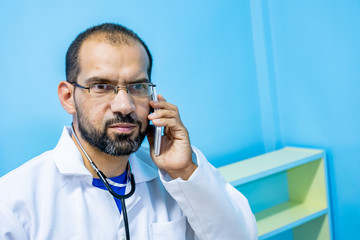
xmin=58 ymin=81 xmax=76 ymax=114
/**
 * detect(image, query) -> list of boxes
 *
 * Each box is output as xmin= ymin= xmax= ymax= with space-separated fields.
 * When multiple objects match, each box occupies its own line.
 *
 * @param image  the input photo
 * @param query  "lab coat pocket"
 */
xmin=149 ymin=215 xmax=187 ymax=240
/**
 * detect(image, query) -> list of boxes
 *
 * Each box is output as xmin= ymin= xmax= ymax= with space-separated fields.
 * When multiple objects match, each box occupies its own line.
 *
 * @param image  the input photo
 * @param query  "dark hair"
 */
xmin=66 ymin=23 xmax=153 ymax=83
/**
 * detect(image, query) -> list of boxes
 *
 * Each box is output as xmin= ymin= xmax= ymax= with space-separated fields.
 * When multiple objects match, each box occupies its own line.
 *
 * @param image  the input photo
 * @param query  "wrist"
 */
xmin=166 ymin=162 xmax=198 ymax=180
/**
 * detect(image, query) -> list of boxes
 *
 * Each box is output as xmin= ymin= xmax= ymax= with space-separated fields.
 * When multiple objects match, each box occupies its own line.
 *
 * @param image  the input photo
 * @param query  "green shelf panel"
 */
xmin=288 ymin=158 xmax=327 ymax=207
xmin=293 ymin=214 xmax=330 ymax=240
xmin=218 ymin=147 xmax=324 ymax=185
xmin=217 ymin=147 xmax=331 ymax=240
xmin=256 ymin=201 xmax=328 ymax=238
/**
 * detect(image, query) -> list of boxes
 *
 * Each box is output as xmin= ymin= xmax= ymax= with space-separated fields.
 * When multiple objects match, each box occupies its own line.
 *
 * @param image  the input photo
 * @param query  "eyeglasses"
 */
xmin=71 ymin=82 xmax=156 ymax=98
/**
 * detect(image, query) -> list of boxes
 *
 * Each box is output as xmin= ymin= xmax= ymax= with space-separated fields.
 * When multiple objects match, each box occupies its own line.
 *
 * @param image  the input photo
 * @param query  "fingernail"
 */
xmin=149 ymin=112 xmax=157 ymax=118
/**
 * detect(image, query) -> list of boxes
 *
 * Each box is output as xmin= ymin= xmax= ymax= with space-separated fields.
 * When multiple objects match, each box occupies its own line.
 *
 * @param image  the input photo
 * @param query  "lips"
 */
xmin=108 ymin=123 xmax=137 ymax=134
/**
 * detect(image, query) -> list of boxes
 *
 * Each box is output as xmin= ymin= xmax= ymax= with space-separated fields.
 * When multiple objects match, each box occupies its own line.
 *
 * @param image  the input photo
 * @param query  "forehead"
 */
xmin=77 ymin=38 xmax=150 ymax=83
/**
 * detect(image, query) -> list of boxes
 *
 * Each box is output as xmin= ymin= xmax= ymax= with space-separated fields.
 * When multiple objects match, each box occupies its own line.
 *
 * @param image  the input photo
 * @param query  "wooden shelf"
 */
xmin=218 ymin=147 xmax=332 ymax=240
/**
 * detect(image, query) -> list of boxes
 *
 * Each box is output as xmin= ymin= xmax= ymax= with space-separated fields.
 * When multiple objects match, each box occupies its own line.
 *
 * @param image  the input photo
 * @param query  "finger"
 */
xmin=150 ymin=94 xmax=178 ymax=111
xmin=150 ymin=100 xmax=178 ymax=112
xmin=148 ymin=109 xmax=179 ymax=121
xmin=157 ymin=94 xmax=166 ymax=102
xmin=152 ymin=118 xmax=185 ymax=135
xmin=164 ymin=126 xmax=171 ymax=138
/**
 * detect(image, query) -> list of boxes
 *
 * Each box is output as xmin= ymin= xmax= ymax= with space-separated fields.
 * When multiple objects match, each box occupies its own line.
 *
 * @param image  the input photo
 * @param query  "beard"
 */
xmin=75 ymin=105 xmax=147 ymax=156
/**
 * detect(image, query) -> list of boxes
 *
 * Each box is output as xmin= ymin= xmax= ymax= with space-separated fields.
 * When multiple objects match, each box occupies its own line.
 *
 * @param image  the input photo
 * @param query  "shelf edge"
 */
xmin=258 ymin=208 xmax=328 ymax=239
xmin=229 ymin=152 xmax=325 ymax=186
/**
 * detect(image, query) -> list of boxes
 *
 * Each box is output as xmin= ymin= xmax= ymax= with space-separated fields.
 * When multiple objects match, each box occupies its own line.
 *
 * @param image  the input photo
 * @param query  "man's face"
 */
xmin=73 ymin=38 xmax=151 ymax=156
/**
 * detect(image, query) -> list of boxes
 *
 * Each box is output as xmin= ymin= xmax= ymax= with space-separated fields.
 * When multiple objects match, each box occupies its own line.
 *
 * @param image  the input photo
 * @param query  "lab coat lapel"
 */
xmin=126 ymin=150 xmax=159 ymax=210
xmin=117 ymin=149 xmax=159 ymax=226
xmin=54 ymin=126 xmax=160 ymax=228
xmin=53 ymin=126 xmax=93 ymax=184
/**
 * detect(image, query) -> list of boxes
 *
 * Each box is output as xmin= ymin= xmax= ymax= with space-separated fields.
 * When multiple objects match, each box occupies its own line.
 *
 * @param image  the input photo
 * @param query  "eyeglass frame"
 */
xmin=70 ymin=81 xmax=156 ymax=97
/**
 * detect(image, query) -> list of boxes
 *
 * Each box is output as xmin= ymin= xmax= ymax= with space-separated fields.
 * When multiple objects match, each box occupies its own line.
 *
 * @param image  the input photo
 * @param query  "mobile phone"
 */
xmin=152 ymin=87 xmax=162 ymax=156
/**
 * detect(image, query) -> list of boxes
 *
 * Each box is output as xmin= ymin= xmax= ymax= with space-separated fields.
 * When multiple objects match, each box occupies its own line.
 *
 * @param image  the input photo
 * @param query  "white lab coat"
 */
xmin=0 ymin=126 xmax=257 ymax=240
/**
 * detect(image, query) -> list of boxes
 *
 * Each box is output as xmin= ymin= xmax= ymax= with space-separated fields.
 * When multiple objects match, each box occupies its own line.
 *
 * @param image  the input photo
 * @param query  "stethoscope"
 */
xmin=71 ymin=125 xmax=136 ymax=240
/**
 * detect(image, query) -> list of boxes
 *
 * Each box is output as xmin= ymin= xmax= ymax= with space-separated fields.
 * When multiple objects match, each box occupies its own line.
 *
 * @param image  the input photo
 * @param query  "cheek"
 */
xmin=136 ymin=101 xmax=150 ymax=126
xmin=83 ymin=100 xmax=109 ymax=125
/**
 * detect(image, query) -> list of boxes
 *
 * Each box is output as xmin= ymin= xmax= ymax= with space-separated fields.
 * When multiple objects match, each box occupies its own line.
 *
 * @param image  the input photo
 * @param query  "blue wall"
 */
xmin=1 ymin=1 xmax=359 ymax=239
xmin=255 ymin=0 xmax=360 ymax=239
xmin=0 ymin=1 xmax=265 ymax=172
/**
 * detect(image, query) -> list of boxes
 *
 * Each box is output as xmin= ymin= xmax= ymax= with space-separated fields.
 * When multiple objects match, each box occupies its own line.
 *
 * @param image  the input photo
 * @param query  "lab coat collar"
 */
xmin=53 ymin=126 xmax=159 ymax=185
xmin=53 ymin=126 xmax=92 ymax=181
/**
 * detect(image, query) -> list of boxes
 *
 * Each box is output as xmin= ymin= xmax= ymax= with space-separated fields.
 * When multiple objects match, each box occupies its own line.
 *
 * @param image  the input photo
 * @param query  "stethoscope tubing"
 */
xmin=71 ymin=125 xmax=135 ymax=240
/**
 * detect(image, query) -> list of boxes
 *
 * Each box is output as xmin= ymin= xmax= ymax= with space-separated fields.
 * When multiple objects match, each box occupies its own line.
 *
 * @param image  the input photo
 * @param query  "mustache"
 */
xmin=104 ymin=113 xmax=142 ymax=128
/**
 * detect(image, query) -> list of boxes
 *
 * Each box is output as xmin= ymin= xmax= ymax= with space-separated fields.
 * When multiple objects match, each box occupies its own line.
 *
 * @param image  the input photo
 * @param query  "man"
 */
xmin=0 ymin=23 xmax=257 ymax=239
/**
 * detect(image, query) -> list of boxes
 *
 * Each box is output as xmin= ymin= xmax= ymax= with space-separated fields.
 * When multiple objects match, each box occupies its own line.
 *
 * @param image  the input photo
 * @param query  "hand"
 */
xmin=147 ymin=94 xmax=197 ymax=180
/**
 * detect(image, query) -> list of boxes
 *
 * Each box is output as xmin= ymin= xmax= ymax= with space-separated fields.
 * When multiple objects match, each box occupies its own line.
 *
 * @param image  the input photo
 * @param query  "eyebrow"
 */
xmin=84 ymin=77 xmax=115 ymax=85
xmin=84 ymin=77 xmax=150 ymax=85
xmin=127 ymin=78 xmax=150 ymax=84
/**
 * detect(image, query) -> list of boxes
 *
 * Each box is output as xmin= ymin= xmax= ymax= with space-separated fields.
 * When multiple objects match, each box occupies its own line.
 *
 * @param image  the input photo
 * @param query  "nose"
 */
xmin=110 ymin=89 xmax=136 ymax=115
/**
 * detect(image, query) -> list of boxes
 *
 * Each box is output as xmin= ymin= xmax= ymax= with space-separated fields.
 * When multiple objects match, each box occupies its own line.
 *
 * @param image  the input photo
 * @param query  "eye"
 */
xmin=133 ymin=83 xmax=146 ymax=90
xmin=129 ymin=83 xmax=150 ymax=96
xmin=91 ymin=84 xmax=116 ymax=93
